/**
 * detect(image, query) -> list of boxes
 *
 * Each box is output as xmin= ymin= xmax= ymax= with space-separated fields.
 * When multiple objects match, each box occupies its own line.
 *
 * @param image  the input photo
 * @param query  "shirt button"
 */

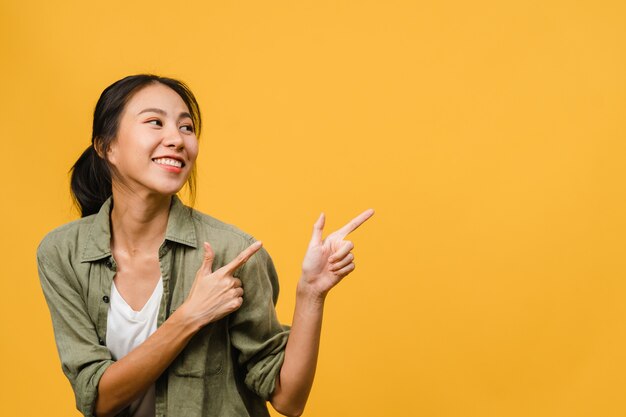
xmin=102 ymin=295 xmax=110 ymax=303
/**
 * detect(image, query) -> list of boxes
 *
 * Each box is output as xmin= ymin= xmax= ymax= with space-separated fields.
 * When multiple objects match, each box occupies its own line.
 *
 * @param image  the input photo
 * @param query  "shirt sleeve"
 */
xmin=37 ymin=244 xmax=114 ymax=417
xmin=229 ymin=240 xmax=291 ymax=400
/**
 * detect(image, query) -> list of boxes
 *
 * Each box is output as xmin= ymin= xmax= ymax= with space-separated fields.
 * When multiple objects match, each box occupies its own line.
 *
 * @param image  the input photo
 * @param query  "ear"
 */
xmin=93 ymin=138 xmax=108 ymax=159
xmin=95 ymin=137 xmax=119 ymax=166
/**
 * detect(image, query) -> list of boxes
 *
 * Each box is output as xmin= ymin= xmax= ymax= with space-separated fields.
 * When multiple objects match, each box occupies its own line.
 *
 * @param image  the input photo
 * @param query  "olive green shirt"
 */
xmin=37 ymin=196 xmax=290 ymax=417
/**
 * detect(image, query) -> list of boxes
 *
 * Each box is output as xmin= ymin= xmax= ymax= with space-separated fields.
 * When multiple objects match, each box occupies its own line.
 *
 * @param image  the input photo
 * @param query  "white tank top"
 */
xmin=106 ymin=277 xmax=163 ymax=417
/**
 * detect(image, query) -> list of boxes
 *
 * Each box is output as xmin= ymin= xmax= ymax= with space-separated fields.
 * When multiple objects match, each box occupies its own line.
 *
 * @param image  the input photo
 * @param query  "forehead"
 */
xmin=124 ymin=83 xmax=191 ymax=115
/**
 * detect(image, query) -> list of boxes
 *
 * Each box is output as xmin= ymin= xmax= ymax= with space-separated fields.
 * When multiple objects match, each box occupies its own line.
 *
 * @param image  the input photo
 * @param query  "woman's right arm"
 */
xmin=95 ymin=241 xmax=262 ymax=417
xmin=38 ymin=240 xmax=261 ymax=417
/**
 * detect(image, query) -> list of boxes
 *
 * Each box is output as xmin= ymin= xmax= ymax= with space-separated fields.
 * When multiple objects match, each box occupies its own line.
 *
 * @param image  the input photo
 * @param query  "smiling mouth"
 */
xmin=152 ymin=157 xmax=185 ymax=168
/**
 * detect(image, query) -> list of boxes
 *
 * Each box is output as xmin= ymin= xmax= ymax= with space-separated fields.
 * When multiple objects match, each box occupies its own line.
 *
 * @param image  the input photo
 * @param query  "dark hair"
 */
xmin=70 ymin=74 xmax=202 ymax=217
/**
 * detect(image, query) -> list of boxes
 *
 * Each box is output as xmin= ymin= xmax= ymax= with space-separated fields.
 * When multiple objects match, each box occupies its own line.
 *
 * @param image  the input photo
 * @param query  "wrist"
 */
xmin=296 ymin=278 xmax=327 ymax=306
xmin=169 ymin=303 xmax=203 ymax=337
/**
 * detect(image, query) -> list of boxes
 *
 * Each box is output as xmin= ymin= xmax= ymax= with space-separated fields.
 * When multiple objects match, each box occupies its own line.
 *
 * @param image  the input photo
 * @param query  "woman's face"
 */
xmin=106 ymin=83 xmax=199 ymax=198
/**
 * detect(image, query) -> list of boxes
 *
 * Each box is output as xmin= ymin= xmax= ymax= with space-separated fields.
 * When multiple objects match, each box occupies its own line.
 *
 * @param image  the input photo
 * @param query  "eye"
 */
xmin=147 ymin=119 xmax=162 ymax=126
xmin=180 ymin=124 xmax=195 ymax=133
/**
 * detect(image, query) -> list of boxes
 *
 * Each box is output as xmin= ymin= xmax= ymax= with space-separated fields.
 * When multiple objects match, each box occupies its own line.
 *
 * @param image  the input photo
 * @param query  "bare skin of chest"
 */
xmin=112 ymin=248 xmax=162 ymax=311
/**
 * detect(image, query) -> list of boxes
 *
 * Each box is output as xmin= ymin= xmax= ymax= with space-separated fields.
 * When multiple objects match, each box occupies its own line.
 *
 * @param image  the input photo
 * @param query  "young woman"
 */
xmin=37 ymin=74 xmax=373 ymax=417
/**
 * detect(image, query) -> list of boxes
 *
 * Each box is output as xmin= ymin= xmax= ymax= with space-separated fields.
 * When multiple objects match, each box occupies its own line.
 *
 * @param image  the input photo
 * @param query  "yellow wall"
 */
xmin=1 ymin=1 xmax=625 ymax=416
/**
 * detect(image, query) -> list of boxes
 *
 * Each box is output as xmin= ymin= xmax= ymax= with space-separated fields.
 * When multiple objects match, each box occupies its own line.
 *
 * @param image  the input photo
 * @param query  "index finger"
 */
xmin=336 ymin=209 xmax=375 ymax=238
xmin=221 ymin=241 xmax=263 ymax=274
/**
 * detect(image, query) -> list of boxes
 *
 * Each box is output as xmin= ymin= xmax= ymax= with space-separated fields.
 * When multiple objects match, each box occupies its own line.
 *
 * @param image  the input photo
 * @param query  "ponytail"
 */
xmin=70 ymin=145 xmax=112 ymax=217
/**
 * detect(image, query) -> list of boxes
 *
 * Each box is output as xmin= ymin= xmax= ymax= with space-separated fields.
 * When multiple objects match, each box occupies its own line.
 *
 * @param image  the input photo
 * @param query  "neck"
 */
xmin=109 ymin=186 xmax=172 ymax=255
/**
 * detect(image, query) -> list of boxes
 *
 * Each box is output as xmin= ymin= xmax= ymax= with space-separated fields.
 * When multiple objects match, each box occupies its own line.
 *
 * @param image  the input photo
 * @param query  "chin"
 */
xmin=159 ymin=187 xmax=186 ymax=197
xmin=147 ymin=182 xmax=187 ymax=197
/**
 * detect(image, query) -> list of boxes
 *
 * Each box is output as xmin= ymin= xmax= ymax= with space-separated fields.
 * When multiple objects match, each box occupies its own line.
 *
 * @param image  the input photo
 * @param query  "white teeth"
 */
xmin=154 ymin=158 xmax=183 ymax=168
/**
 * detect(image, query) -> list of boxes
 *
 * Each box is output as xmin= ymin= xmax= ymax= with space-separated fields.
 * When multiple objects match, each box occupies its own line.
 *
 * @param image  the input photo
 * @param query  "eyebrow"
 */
xmin=137 ymin=108 xmax=193 ymax=120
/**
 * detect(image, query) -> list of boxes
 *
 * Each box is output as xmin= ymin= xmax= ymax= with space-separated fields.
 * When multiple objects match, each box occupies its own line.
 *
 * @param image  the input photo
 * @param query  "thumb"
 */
xmin=200 ymin=241 xmax=215 ymax=274
xmin=309 ymin=212 xmax=325 ymax=247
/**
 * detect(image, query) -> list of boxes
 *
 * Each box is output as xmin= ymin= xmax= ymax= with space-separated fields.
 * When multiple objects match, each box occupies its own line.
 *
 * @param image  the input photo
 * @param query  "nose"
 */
xmin=162 ymin=125 xmax=184 ymax=150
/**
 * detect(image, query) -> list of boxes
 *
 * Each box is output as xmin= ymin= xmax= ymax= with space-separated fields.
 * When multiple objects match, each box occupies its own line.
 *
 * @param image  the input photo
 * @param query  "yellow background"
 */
xmin=1 ymin=1 xmax=625 ymax=416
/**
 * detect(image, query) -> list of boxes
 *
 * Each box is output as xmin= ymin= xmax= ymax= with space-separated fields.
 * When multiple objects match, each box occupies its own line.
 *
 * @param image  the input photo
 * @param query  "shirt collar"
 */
xmin=81 ymin=195 xmax=197 ymax=263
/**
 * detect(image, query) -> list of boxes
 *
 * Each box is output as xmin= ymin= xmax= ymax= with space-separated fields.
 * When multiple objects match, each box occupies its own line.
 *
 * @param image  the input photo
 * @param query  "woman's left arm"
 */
xmin=270 ymin=209 xmax=374 ymax=417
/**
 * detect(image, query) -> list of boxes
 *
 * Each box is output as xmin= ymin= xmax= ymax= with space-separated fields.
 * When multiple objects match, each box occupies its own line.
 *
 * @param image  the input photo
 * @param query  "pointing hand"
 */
xmin=183 ymin=240 xmax=263 ymax=328
xmin=300 ymin=209 xmax=374 ymax=299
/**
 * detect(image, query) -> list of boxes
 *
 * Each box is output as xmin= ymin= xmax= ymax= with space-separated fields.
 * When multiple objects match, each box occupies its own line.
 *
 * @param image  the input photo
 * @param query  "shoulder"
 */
xmin=37 ymin=215 xmax=97 ymax=267
xmin=188 ymin=207 xmax=256 ymax=248
xmin=184 ymin=207 xmax=275 ymax=274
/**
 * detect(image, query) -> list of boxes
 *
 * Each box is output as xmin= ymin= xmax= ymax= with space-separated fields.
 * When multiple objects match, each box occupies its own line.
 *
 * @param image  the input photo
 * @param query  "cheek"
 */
xmin=107 ymin=136 xmax=149 ymax=171
xmin=187 ymin=140 xmax=200 ymax=163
